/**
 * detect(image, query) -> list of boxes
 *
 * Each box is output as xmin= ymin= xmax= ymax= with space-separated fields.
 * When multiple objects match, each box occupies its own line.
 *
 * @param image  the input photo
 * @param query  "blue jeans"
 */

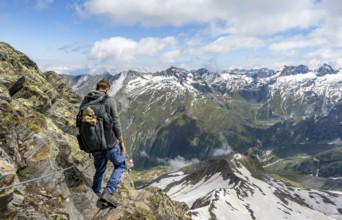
xmin=92 ymin=144 xmax=126 ymax=196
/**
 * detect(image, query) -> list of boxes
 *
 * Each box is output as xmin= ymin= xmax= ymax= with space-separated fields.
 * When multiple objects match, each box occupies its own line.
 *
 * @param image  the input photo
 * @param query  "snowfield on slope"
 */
xmin=152 ymin=154 xmax=342 ymax=220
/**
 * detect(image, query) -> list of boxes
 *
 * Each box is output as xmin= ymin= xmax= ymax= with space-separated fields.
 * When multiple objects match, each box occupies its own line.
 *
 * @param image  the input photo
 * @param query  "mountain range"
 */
xmin=61 ymin=64 xmax=342 ymax=189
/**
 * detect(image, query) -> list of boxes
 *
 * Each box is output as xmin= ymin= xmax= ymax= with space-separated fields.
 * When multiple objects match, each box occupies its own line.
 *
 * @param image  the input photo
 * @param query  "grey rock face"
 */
xmin=0 ymin=42 xmax=190 ymax=220
xmin=317 ymin=63 xmax=339 ymax=76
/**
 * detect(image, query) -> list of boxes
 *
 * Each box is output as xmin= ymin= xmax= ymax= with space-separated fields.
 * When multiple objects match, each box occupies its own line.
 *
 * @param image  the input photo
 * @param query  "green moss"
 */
xmin=52 ymin=99 xmax=77 ymax=126
xmin=28 ymin=84 xmax=46 ymax=96
xmin=26 ymin=112 xmax=47 ymax=133
xmin=27 ymin=121 xmax=41 ymax=133
xmin=1 ymin=114 xmax=14 ymax=121
xmin=65 ymin=134 xmax=86 ymax=161
xmin=34 ymin=112 xmax=47 ymax=126
xmin=45 ymin=118 xmax=63 ymax=135
xmin=71 ymin=150 xmax=85 ymax=161
xmin=119 ymin=182 xmax=131 ymax=197
xmin=141 ymin=208 xmax=155 ymax=220
xmin=148 ymin=189 xmax=172 ymax=212
xmin=17 ymin=98 xmax=34 ymax=108
xmin=13 ymin=83 xmax=51 ymax=112
xmin=0 ymin=113 xmax=17 ymax=131
xmin=57 ymin=195 xmax=63 ymax=207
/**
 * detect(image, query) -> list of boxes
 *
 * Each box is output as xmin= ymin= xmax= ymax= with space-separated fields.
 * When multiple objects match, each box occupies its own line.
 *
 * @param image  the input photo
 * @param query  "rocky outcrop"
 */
xmin=119 ymin=187 xmax=191 ymax=220
xmin=0 ymin=41 xmax=81 ymax=219
xmin=0 ymin=42 xmax=190 ymax=219
xmin=316 ymin=63 xmax=339 ymax=76
xmin=280 ymin=64 xmax=310 ymax=76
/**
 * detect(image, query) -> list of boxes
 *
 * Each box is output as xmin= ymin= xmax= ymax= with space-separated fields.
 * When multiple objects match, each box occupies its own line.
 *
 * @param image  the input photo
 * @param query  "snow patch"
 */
xmin=109 ymin=72 xmax=127 ymax=96
xmin=153 ymin=159 xmax=342 ymax=220
xmin=150 ymin=171 xmax=187 ymax=190
xmin=233 ymin=153 xmax=242 ymax=160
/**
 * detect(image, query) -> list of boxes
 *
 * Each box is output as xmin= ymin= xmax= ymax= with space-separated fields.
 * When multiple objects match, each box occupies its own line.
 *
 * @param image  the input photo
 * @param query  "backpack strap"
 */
xmin=80 ymin=94 xmax=109 ymax=110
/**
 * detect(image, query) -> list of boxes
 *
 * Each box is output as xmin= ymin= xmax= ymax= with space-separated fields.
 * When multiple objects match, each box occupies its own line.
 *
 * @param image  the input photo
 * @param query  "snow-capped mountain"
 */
xmin=317 ymin=64 xmax=340 ymax=77
xmin=150 ymin=154 xmax=342 ymax=220
xmin=60 ymin=64 xmax=342 ymax=180
xmin=65 ymin=64 xmax=342 ymax=118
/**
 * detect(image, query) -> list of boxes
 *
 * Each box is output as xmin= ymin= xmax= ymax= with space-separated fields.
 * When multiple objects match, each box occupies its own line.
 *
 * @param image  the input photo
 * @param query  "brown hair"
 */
xmin=96 ymin=80 xmax=111 ymax=91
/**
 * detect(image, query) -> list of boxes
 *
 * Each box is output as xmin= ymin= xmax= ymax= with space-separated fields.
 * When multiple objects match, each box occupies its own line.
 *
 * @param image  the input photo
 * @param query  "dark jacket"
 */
xmin=81 ymin=91 xmax=122 ymax=148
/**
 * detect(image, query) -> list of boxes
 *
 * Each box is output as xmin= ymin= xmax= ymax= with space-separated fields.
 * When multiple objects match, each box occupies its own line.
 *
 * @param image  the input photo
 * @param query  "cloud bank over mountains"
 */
xmin=66 ymin=0 xmax=342 ymax=73
xmin=2 ymin=0 xmax=341 ymax=74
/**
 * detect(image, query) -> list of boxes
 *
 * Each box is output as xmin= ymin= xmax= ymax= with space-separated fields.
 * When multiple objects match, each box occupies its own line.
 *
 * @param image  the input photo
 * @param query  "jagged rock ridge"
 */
xmin=0 ymin=42 xmax=190 ymax=220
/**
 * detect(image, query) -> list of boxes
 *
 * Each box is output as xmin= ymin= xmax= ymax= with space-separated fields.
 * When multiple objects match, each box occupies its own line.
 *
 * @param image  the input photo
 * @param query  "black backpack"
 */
xmin=76 ymin=95 xmax=112 ymax=153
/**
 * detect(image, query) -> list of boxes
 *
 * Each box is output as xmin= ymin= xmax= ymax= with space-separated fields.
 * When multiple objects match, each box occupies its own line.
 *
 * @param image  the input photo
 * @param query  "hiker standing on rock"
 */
xmin=77 ymin=79 xmax=126 ymax=207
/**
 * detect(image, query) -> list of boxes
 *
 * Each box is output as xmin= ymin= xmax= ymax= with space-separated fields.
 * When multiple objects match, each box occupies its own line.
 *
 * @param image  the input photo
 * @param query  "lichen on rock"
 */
xmin=0 ymin=41 xmax=191 ymax=220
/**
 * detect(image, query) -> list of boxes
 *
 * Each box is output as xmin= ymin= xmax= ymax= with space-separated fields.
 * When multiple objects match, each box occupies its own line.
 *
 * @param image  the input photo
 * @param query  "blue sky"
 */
xmin=1 ymin=0 xmax=342 ymax=74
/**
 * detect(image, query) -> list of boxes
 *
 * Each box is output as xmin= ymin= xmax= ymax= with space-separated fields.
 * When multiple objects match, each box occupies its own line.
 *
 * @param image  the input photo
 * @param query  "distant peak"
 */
xmin=316 ymin=63 xmax=338 ymax=76
xmin=195 ymin=68 xmax=211 ymax=75
xmin=166 ymin=66 xmax=188 ymax=73
xmin=280 ymin=64 xmax=310 ymax=76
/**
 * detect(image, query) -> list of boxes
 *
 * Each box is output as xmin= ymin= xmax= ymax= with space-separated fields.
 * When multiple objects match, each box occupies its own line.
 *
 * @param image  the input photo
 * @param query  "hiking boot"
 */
xmin=96 ymin=198 xmax=110 ymax=209
xmin=100 ymin=188 xmax=118 ymax=208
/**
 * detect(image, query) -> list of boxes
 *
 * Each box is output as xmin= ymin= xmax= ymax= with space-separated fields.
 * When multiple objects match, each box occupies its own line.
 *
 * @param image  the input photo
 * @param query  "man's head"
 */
xmin=96 ymin=80 xmax=111 ymax=93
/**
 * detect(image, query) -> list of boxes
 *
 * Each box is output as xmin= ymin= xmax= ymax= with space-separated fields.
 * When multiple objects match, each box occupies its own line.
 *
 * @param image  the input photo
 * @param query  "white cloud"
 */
xmin=136 ymin=37 xmax=176 ymax=55
xmin=190 ymin=35 xmax=264 ymax=55
xmin=40 ymin=64 xmax=76 ymax=74
xmin=212 ymin=144 xmax=232 ymax=156
xmin=309 ymin=26 xmax=342 ymax=47
xmin=166 ymin=156 xmax=199 ymax=169
xmin=73 ymin=0 xmax=342 ymax=70
xmin=269 ymin=36 xmax=311 ymax=51
xmin=160 ymin=50 xmax=180 ymax=63
xmin=320 ymin=0 xmax=342 ymax=21
xmin=224 ymin=0 xmax=321 ymax=35
xmin=308 ymin=48 xmax=342 ymax=60
xmin=90 ymin=36 xmax=177 ymax=63
xmin=36 ymin=0 xmax=53 ymax=9
xmin=90 ymin=37 xmax=136 ymax=61
xmin=77 ymin=0 xmax=322 ymax=35
xmin=78 ymin=0 xmax=227 ymax=27
xmin=267 ymin=0 xmax=342 ymax=55
xmin=212 ymin=134 xmax=233 ymax=156
xmin=269 ymin=26 xmax=342 ymax=53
